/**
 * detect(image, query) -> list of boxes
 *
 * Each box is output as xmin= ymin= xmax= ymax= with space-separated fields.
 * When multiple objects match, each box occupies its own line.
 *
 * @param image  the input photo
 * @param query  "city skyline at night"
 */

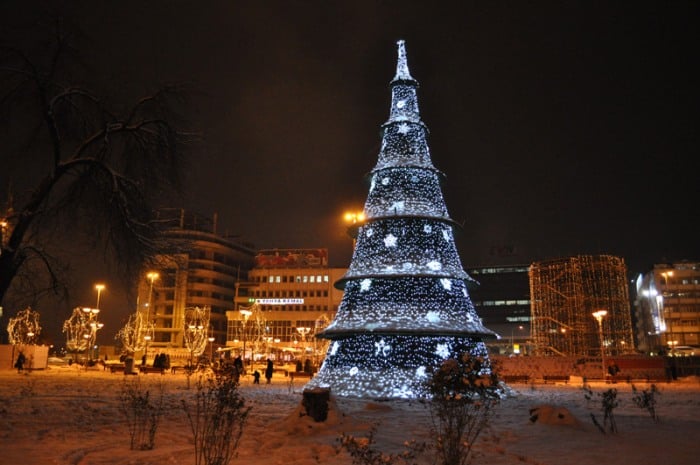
xmin=1 ymin=1 xmax=698 ymax=342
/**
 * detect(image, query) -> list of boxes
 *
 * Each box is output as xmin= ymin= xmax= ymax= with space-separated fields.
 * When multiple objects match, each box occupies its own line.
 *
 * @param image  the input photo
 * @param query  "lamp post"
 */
xmin=143 ymin=334 xmax=152 ymax=366
xmin=343 ymin=210 xmax=365 ymax=248
xmin=296 ymin=326 xmax=311 ymax=358
xmin=661 ymin=271 xmax=675 ymax=356
xmin=82 ymin=307 xmax=101 ymax=363
xmin=146 ymin=272 xmax=159 ymax=324
xmin=208 ymin=325 xmax=215 ymax=363
xmin=240 ymin=309 xmax=252 ymax=368
xmin=592 ymin=310 xmax=608 ymax=380
xmin=510 ymin=325 xmax=524 ymax=355
xmin=94 ymin=283 xmax=105 ymax=310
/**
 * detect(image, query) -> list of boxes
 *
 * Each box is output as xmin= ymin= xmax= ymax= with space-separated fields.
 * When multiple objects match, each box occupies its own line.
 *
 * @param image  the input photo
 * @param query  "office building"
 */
xmin=634 ymin=261 xmax=700 ymax=355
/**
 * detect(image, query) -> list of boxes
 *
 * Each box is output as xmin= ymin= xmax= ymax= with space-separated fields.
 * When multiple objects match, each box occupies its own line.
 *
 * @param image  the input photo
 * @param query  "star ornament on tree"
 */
xmin=384 ymin=234 xmax=398 ymax=247
xmin=436 ymin=343 xmax=450 ymax=359
xmin=375 ymin=339 xmax=391 ymax=357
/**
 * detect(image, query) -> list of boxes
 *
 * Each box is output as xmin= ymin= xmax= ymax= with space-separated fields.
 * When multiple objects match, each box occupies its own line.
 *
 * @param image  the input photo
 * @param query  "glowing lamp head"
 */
xmin=343 ymin=211 xmax=366 ymax=224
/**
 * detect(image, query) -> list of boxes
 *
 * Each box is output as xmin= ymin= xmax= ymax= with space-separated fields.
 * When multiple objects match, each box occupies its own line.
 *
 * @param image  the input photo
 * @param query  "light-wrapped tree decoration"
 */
xmin=8 ymin=306 xmax=41 ymax=346
xmin=307 ymin=41 xmax=497 ymax=399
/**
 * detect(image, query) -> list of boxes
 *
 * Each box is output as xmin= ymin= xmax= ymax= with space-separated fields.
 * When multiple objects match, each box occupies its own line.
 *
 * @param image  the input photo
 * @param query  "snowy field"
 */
xmin=1 ymin=366 xmax=698 ymax=465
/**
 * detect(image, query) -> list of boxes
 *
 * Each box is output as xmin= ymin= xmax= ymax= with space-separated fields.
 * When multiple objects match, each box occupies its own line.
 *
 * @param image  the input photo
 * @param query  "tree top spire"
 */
xmin=392 ymin=40 xmax=415 ymax=83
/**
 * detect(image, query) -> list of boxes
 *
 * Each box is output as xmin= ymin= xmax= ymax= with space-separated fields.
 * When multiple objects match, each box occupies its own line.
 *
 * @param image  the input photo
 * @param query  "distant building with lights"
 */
xmin=634 ymin=261 xmax=700 ymax=355
xmin=466 ymin=264 xmax=532 ymax=355
xmin=225 ymin=248 xmax=345 ymax=361
xmin=529 ymin=255 xmax=635 ymax=357
xmin=142 ymin=209 xmax=256 ymax=350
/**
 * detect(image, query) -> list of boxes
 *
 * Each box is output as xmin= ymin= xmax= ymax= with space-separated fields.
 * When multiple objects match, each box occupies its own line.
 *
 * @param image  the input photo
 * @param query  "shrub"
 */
xmin=337 ymin=426 xmax=426 ymax=465
xmin=427 ymin=353 xmax=501 ymax=465
xmin=119 ymin=378 xmax=164 ymax=450
xmin=631 ymin=383 xmax=660 ymax=423
xmin=583 ymin=385 xmax=618 ymax=434
xmin=182 ymin=371 xmax=250 ymax=465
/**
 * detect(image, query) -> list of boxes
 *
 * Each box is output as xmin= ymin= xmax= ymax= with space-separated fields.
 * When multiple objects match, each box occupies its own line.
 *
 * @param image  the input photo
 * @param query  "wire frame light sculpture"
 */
xmin=63 ymin=307 xmax=90 ymax=356
xmin=234 ymin=302 xmax=268 ymax=362
xmin=184 ymin=306 xmax=211 ymax=358
xmin=8 ymin=307 xmax=41 ymax=347
xmin=116 ymin=310 xmax=153 ymax=353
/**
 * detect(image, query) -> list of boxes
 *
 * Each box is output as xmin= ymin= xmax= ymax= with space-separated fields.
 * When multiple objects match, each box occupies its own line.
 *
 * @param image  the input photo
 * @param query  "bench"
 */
xmin=289 ymin=371 xmax=314 ymax=380
xmin=139 ymin=366 xmax=165 ymax=375
xmin=503 ymin=374 xmax=530 ymax=383
xmin=543 ymin=375 xmax=570 ymax=384
xmin=106 ymin=364 xmax=126 ymax=373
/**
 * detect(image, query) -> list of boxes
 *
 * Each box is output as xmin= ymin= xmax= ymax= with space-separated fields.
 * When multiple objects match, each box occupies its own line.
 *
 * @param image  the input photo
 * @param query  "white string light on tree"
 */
xmin=307 ymin=40 xmax=497 ymax=399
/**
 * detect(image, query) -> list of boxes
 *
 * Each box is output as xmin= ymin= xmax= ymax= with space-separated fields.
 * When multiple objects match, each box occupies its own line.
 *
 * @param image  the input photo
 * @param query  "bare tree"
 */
xmin=0 ymin=22 xmax=193 ymax=306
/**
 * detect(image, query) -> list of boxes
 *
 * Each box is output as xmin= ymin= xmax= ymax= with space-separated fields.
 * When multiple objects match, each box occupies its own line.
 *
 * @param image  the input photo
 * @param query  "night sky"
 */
xmin=1 ymin=1 xmax=699 ymax=340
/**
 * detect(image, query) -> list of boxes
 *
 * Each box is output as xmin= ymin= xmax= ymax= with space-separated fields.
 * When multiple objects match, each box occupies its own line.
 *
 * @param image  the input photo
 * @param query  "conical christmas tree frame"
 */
xmin=307 ymin=41 xmax=497 ymax=399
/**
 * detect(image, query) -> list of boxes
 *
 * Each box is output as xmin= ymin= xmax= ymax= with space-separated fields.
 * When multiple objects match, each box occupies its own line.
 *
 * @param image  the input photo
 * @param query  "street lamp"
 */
xmin=82 ymin=307 xmax=101 ymax=363
xmin=143 ymin=334 xmax=152 ymax=366
xmin=208 ymin=326 xmax=215 ymax=363
xmin=343 ymin=210 xmax=365 ymax=247
xmin=94 ymin=283 xmax=105 ymax=310
xmin=510 ymin=325 xmax=524 ymax=354
xmin=240 ymin=309 xmax=252 ymax=367
xmin=661 ymin=271 xmax=675 ymax=356
xmin=146 ymin=272 xmax=159 ymax=323
xmin=592 ymin=310 xmax=608 ymax=380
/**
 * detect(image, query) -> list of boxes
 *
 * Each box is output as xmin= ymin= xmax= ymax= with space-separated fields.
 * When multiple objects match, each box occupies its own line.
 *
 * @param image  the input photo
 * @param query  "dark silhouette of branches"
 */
xmin=0 ymin=21 xmax=195 ymax=305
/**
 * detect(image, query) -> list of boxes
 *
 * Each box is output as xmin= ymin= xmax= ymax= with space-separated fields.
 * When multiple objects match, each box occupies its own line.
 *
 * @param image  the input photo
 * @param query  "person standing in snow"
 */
xmin=14 ymin=351 xmax=26 ymax=373
xmin=265 ymin=359 xmax=274 ymax=384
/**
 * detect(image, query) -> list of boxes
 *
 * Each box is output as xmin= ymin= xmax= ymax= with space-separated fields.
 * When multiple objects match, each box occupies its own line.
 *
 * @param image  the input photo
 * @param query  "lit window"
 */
xmin=310 ymin=276 xmax=316 ymax=283
xmin=303 ymin=276 xmax=308 ymax=283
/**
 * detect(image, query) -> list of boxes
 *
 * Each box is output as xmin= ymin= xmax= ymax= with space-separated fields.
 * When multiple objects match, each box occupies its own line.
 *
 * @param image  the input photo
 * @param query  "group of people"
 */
xmin=151 ymin=352 xmax=171 ymax=369
xmin=252 ymin=359 xmax=275 ymax=384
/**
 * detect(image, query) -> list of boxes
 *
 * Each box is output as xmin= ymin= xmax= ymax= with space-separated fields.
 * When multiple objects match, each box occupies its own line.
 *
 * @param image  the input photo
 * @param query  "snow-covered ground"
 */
xmin=1 ymin=366 xmax=698 ymax=465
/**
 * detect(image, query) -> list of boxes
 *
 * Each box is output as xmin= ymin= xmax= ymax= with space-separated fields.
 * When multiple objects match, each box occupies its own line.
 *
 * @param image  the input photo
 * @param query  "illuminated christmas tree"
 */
xmin=307 ymin=41 xmax=497 ymax=399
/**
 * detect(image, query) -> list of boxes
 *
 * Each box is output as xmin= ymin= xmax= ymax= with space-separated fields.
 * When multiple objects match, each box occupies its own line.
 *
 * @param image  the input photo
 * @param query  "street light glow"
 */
xmin=94 ymin=283 xmax=105 ymax=310
xmin=592 ymin=309 xmax=608 ymax=379
xmin=343 ymin=211 xmax=365 ymax=224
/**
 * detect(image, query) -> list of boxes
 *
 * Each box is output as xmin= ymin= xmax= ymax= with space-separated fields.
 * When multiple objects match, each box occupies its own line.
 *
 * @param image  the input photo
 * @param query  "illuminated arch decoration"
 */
xmin=307 ymin=41 xmax=498 ymax=399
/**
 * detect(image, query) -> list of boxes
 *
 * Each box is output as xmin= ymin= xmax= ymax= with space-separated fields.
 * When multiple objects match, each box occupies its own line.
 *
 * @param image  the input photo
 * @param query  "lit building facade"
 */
xmin=634 ymin=261 xmax=700 ymax=355
xmin=225 ymin=249 xmax=345 ymax=359
xmin=142 ymin=209 xmax=256 ymax=350
xmin=466 ymin=265 xmax=531 ymax=354
xmin=529 ymin=255 xmax=635 ymax=357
